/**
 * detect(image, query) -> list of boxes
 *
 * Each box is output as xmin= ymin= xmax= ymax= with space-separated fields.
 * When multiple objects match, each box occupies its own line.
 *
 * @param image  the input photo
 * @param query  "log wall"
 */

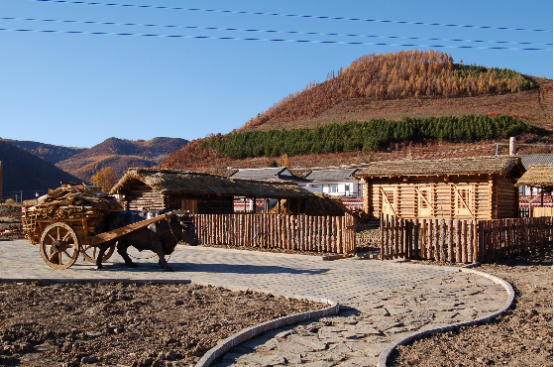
xmin=192 ymin=213 xmax=357 ymax=254
xmin=122 ymin=181 xmax=234 ymax=214
xmin=363 ymin=175 xmax=519 ymax=221
xmin=380 ymin=214 xmax=552 ymax=263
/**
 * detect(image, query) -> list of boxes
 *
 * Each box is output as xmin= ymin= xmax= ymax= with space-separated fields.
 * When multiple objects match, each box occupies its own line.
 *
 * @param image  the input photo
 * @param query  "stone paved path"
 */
xmin=0 ymin=240 xmax=508 ymax=367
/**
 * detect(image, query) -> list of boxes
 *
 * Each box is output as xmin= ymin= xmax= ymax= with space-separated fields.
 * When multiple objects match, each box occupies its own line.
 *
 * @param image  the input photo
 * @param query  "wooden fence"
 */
xmin=192 ymin=213 xmax=357 ymax=254
xmin=380 ymin=214 xmax=553 ymax=263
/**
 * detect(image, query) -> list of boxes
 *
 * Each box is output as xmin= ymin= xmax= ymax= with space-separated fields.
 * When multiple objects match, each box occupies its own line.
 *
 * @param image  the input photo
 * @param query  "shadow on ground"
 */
xmin=95 ymin=262 xmax=330 ymax=275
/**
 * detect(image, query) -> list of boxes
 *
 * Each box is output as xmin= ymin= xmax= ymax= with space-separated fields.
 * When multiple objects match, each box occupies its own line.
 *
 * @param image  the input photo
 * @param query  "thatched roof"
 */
xmin=111 ymin=168 xmax=315 ymax=199
xmin=515 ymin=165 xmax=553 ymax=188
xmin=230 ymin=167 xmax=300 ymax=181
xmin=354 ymin=156 xmax=524 ymax=179
xmin=269 ymin=192 xmax=348 ymax=216
xmin=230 ymin=178 xmax=316 ymax=199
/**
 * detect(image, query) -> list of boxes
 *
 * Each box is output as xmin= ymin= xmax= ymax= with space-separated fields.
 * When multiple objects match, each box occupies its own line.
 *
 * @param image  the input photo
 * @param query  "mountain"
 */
xmin=6 ymin=140 xmax=86 ymax=165
xmin=56 ymin=137 xmax=188 ymax=181
xmin=160 ymin=50 xmax=552 ymax=174
xmin=0 ymin=140 xmax=81 ymax=201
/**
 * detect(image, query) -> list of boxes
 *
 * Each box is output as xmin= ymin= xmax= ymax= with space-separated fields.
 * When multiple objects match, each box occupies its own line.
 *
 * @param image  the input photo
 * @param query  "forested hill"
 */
xmin=160 ymin=50 xmax=552 ymax=174
xmin=6 ymin=140 xmax=86 ymax=165
xmin=56 ymin=137 xmax=189 ymax=181
xmin=0 ymin=140 xmax=80 ymax=200
xmin=241 ymin=50 xmax=543 ymax=131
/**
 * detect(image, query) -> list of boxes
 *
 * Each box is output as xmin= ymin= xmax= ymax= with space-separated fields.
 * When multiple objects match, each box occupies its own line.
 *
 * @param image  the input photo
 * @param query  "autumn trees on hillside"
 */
xmin=243 ymin=50 xmax=536 ymax=129
xmin=91 ymin=167 xmax=118 ymax=192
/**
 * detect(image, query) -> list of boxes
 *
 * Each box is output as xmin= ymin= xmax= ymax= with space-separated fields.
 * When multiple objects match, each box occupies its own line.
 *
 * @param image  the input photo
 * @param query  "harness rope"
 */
xmin=125 ymin=215 xmax=181 ymax=262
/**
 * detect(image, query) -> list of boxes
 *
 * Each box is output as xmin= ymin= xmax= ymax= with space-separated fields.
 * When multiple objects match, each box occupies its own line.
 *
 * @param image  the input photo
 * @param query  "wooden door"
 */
xmin=454 ymin=185 xmax=472 ymax=217
xmin=417 ymin=187 xmax=432 ymax=217
xmin=381 ymin=188 xmax=396 ymax=216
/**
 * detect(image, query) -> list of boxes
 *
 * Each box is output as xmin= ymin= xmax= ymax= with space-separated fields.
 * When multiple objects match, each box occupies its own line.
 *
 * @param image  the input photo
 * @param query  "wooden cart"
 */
xmin=22 ymin=206 xmax=174 ymax=270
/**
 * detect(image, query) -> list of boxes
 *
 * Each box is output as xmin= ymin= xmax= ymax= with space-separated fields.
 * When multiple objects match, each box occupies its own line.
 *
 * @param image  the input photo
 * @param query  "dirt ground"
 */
xmin=389 ymin=249 xmax=553 ymax=367
xmin=0 ymin=282 xmax=325 ymax=367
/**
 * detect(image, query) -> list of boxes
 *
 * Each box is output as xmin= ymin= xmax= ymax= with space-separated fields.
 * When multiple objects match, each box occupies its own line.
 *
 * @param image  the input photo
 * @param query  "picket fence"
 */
xmin=192 ymin=213 xmax=357 ymax=254
xmin=380 ymin=214 xmax=553 ymax=263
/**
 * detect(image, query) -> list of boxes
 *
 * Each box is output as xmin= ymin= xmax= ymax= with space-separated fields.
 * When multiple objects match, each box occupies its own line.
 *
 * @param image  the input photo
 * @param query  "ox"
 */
xmin=96 ymin=210 xmax=198 ymax=271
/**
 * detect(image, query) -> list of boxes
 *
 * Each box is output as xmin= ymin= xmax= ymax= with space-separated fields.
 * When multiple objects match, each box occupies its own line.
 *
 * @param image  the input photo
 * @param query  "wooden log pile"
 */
xmin=32 ymin=183 xmax=121 ymax=218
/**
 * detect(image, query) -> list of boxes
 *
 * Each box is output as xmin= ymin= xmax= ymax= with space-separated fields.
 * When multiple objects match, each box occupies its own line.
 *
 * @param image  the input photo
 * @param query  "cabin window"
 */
xmin=418 ymin=187 xmax=432 ymax=217
xmin=455 ymin=186 xmax=472 ymax=217
xmin=330 ymin=185 xmax=338 ymax=193
xmin=381 ymin=188 xmax=396 ymax=216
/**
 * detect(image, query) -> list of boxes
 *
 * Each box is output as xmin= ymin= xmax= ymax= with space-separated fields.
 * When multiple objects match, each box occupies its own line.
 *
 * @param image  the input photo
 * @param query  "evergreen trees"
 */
xmin=201 ymin=115 xmax=530 ymax=159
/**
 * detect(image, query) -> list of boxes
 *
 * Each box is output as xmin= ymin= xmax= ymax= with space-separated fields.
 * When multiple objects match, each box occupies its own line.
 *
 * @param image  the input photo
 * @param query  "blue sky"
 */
xmin=1 ymin=0 xmax=552 ymax=148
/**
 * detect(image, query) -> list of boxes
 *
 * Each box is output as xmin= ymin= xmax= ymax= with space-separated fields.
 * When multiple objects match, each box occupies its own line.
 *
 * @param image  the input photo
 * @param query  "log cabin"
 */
xmin=354 ymin=156 xmax=525 ymax=221
xmin=110 ymin=168 xmax=315 ymax=214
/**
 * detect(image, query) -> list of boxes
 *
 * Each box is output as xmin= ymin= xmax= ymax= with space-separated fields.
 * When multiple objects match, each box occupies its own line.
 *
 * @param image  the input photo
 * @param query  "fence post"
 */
xmin=380 ymin=214 xmax=384 ymax=260
xmin=447 ymin=219 xmax=453 ymax=263
xmin=468 ymin=220 xmax=474 ymax=262
xmin=406 ymin=219 xmax=412 ymax=259
xmin=439 ymin=219 xmax=446 ymax=262
xmin=413 ymin=218 xmax=422 ymax=259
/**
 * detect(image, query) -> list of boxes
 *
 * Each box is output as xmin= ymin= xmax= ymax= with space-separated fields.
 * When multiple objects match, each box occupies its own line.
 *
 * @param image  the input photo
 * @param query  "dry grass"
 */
xmin=516 ymin=165 xmax=553 ymax=188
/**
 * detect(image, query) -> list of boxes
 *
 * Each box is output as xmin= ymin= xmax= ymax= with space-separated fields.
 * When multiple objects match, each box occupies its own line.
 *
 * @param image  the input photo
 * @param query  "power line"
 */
xmin=0 ymin=26 xmax=549 ymax=51
xmin=3 ymin=16 xmax=551 ymax=47
xmin=30 ymin=0 xmax=553 ymax=33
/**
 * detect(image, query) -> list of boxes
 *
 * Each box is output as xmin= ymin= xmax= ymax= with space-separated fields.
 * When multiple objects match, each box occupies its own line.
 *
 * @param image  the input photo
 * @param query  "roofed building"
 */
xmin=110 ymin=168 xmax=315 ymax=214
xmin=517 ymin=154 xmax=553 ymax=196
xmin=229 ymin=167 xmax=302 ymax=182
xmin=299 ymin=169 xmax=361 ymax=198
xmin=515 ymin=164 xmax=553 ymax=217
xmin=354 ymin=156 xmax=525 ymax=220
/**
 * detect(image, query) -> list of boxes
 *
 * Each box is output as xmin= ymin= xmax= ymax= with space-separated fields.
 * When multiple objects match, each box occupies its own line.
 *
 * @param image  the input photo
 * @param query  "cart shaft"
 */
xmin=86 ymin=212 xmax=174 ymax=247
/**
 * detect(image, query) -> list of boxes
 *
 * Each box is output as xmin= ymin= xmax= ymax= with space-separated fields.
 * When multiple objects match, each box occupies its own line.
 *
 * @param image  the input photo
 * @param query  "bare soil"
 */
xmin=389 ymin=250 xmax=553 ymax=367
xmin=0 ymin=282 xmax=325 ymax=367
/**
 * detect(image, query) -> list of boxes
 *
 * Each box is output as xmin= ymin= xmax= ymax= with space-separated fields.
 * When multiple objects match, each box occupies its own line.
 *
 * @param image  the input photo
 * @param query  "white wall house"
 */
xmin=299 ymin=169 xmax=362 ymax=198
xmin=518 ymin=154 xmax=553 ymax=196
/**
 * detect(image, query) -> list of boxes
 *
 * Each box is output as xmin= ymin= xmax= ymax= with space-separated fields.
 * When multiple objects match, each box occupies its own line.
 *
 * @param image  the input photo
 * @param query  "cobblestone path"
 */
xmin=0 ymin=241 xmax=508 ymax=367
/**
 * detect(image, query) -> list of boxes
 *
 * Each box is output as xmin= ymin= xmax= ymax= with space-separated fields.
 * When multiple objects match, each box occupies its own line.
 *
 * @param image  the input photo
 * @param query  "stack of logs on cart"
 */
xmin=23 ymin=183 xmax=122 ymax=244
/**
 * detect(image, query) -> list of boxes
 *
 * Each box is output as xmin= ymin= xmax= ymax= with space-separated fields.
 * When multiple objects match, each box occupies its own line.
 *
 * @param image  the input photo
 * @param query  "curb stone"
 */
xmin=377 ymin=265 xmax=515 ymax=367
xmin=195 ymin=299 xmax=339 ymax=367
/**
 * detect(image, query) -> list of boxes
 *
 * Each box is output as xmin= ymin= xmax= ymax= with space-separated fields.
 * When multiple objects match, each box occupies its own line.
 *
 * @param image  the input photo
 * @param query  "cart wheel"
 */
xmin=81 ymin=243 xmax=116 ymax=264
xmin=40 ymin=222 xmax=80 ymax=270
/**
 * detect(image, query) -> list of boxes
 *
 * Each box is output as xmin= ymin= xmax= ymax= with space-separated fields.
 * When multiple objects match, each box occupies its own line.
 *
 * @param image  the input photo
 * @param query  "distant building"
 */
xmin=299 ymin=169 xmax=361 ymax=198
xmin=229 ymin=167 xmax=302 ymax=182
xmin=517 ymin=154 xmax=553 ymax=196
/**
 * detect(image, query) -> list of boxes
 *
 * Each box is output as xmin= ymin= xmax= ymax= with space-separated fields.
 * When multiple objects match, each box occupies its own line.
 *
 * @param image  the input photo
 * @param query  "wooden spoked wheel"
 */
xmin=81 ymin=242 xmax=116 ymax=264
xmin=40 ymin=222 xmax=80 ymax=270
